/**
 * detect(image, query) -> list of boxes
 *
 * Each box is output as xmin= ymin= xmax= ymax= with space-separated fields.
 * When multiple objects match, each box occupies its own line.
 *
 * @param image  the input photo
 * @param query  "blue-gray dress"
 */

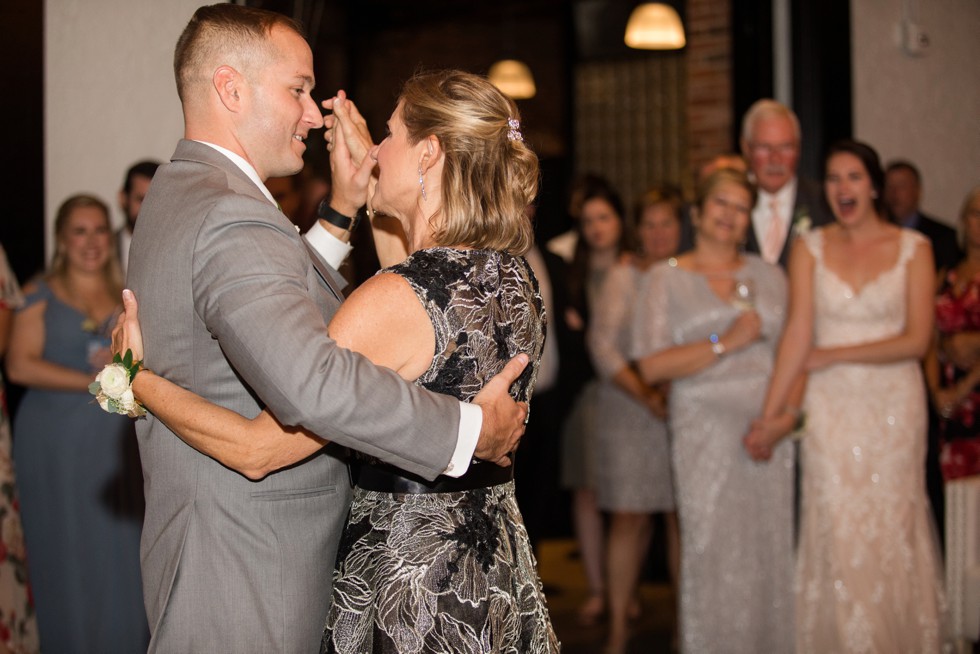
xmin=12 ymin=281 xmax=148 ymax=653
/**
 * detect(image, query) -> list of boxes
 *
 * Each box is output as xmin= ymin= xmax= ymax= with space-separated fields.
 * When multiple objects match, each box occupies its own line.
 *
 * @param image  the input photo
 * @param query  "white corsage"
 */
xmin=792 ymin=207 xmax=812 ymax=237
xmin=89 ymin=349 xmax=146 ymax=418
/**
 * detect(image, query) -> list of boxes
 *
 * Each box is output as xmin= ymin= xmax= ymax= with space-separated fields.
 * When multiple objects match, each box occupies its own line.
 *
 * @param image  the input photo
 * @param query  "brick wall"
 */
xmin=685 ymin=0 xmax=734 ymax=192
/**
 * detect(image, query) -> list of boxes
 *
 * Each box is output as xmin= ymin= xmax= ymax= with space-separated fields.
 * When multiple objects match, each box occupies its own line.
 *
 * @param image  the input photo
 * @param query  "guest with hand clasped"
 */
xmin=113 ymin=69 xmax=558 ymax=653
xmin=631 ymin=169 xmax=793 ymax=654
xmin=926 ymin=185 xmax=980 ymax=481
xmin=560 ymin=177 xmax=631 ymax=626
xmin=7 ymin=195 xmax=147 ymax=653
xmin=587 ymin=186 xmax=682 ymax=653
xmin=747 ymin=140 xmax=945 ymax=652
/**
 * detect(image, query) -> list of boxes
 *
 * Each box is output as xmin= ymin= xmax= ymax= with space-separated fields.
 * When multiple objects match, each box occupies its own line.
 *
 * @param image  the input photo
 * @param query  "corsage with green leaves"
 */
xmin=89 ymin=349 xmax=146 ymax=418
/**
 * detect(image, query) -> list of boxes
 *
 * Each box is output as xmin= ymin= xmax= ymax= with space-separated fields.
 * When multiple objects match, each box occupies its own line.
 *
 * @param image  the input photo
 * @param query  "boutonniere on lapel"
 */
xmin=792 ymin=207 xmax=812 ymax=237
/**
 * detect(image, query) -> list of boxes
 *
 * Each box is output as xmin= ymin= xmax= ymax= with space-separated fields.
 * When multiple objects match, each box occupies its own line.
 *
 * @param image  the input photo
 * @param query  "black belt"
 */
xmin=353 ymin=459 xmax=514 ymax=494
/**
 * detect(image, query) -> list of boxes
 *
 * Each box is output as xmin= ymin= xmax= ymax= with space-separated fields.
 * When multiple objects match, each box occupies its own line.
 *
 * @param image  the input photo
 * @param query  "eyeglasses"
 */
xmin=748 ymin=142 xmax=798 ymax=157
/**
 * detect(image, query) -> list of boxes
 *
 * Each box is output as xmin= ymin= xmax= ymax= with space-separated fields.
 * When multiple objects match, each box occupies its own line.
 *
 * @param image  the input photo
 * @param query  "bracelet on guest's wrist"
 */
xmin=709 ymin=333 xmax=726 ymax=357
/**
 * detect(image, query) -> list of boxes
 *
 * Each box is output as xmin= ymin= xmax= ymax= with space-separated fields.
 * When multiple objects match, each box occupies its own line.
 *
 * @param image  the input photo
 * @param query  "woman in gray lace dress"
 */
xmin=631 ymin=169 xmax=794 ymax=653
xmin=113 ymin=71 xmax=558 ymax=653
xmin=587 ymin=186 xmax=682 ymax=652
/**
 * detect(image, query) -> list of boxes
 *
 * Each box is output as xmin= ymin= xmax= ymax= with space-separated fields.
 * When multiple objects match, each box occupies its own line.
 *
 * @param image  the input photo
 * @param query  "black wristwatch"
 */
xmin=316 ymin=200 xmax=361 ymax=232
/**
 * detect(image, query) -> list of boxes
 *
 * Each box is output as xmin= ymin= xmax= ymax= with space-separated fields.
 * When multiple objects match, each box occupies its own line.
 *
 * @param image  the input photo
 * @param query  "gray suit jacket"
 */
xmin=128 ymin=140 xmax=460 ymax=653
xmin=744 ymin=176 xmax=834 ymax=269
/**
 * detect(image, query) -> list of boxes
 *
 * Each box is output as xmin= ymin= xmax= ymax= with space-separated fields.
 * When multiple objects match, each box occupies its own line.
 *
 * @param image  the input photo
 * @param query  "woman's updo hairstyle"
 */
xmin=694 ymin=167 xmax=757 ymax=213
xmin=398 ymin=70 xmax=539 ymax=255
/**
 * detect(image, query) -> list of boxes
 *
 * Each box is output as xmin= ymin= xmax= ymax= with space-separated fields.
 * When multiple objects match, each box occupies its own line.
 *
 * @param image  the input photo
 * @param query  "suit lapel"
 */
xmin=172 ymin=140 xmax=348 ymax=301
xmin=303 ymin=239 xmax=346 ymax=301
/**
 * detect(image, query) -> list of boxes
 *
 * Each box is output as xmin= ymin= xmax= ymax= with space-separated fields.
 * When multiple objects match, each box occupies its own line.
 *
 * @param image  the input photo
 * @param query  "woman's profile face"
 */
xmin=825 ymin=152 xmax=875 ymax=224
xmin=59 ymin=206 xmax=112 ymax=274
xmin=637 ymin=203 xmax=680 ymax=261
xmin=371 ymin=101 xmax=425 ymax=219
xmin=697 ymin=181 xmax=752 ymax=246
xmin=579 ymin=197 xmax=623 ymax=252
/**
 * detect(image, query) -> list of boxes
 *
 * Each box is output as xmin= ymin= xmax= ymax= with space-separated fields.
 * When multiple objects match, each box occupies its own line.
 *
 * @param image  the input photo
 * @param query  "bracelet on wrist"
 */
xmin=89 ymin=349 xmax=146 ymax=418
xmin=709 ymin=333 xmax=726 ymax=357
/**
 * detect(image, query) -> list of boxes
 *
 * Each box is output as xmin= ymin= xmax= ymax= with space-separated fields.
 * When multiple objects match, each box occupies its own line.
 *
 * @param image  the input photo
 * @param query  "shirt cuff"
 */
xmin=442 ymin=402 xmax=481 ymax=477
xmin=303 ymin=221 xmax=352 ymax=270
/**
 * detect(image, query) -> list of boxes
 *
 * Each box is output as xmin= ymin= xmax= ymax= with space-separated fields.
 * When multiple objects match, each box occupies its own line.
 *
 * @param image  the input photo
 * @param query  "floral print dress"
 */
xmin=0 ymin=247 xmax=39 ymax=653
xmin=321 ymin=247 xmax=559 ymax=654
xmin=934 ymin=268 xmax=980 ymax=480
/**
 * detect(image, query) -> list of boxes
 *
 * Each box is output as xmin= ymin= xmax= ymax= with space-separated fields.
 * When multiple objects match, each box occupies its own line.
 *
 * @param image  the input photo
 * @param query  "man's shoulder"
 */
xmin=917 ymin=213 xmax=956 ymax=238
xmin=794 ymin=176 xmax=833 ymax=225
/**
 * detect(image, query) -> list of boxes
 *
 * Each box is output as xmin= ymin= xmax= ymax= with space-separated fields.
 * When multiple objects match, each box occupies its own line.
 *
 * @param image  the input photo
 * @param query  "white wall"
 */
xmin=852 ymin=0 xmax=980 ymax=224
xmin=45 ymin=0 xmax=216 ymax=259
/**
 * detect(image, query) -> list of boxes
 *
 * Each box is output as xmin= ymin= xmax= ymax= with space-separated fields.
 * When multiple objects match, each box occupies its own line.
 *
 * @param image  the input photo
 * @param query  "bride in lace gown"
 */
xmin=748 ymin=140 xmax=945 ymax=652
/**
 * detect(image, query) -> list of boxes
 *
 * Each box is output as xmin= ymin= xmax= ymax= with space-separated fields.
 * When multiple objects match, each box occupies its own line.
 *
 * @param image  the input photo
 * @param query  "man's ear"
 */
xmin=418 ymin=135 xmax=442 ymax=174
xmin=213 ymin=66 xmax=244 ymax=112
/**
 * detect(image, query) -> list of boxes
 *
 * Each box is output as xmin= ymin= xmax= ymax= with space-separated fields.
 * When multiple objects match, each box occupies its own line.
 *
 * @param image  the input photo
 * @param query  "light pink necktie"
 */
xmin=763 ymin=199 xmax=785 ymax=264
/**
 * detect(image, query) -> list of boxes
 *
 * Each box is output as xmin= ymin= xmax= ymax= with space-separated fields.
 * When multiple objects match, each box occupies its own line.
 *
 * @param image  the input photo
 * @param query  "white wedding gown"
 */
xmin=797 ymin=228 xmax=945 ymax=653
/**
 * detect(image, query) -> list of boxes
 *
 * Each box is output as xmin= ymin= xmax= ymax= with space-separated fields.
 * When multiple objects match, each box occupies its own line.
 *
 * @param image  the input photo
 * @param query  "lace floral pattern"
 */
xmin=797 ymin=229 xmax=945 ymax=653
xmin=321 ymin=248 xmax=558 ymax=653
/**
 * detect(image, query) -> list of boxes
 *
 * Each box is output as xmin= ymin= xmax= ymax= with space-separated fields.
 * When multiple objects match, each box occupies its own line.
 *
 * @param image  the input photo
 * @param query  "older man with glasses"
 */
xmin=739 ymin=99 xmax=833 ymax=268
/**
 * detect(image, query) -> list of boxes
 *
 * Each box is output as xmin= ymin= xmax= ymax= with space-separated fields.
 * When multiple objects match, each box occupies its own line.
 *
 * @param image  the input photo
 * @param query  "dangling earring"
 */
xmin=418 ymin=167 xmax=427 ymax=201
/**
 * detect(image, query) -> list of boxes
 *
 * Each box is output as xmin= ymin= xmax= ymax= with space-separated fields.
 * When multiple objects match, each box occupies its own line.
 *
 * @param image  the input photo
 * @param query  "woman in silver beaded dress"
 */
xmin=112 ymin=70 xmax=558 ymax=653
xmin=630 ymin=169 xmax=794 ymax=653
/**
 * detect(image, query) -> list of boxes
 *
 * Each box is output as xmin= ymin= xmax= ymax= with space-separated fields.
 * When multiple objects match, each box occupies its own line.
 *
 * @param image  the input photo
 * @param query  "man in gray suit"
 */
xmin=740 ymin=99 xmax=833 ymax=268
xmin=126 ymin=5 xmax=527 ymax=652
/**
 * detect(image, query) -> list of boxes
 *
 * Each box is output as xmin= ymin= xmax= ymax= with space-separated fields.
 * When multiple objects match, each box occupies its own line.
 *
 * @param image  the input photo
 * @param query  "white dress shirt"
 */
xmin=751 ymin=177 xmax=797 ymax=265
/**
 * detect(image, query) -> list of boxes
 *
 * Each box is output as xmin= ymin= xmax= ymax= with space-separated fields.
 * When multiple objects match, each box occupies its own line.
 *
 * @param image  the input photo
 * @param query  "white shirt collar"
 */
xmin=194 ymin=141 xmax=277 ymax=207
xmin=757 ymin=177 xmax=798 ymax=214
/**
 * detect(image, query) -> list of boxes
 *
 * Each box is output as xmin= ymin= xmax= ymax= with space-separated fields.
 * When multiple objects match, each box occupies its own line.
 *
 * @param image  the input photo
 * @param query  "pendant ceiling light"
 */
xmin=624 ymin=3 xmax=686 ymax=50
xmin=488 ymin=59 xmax=537 ymax=100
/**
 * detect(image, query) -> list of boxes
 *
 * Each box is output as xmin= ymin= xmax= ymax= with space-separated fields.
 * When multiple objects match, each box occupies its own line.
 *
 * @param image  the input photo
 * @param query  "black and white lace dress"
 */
xmin=321 ymin=247 xmax=559 ymax=653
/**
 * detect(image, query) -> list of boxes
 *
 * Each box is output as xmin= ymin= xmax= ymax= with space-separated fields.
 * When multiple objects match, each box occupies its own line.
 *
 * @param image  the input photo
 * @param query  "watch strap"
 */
xmin=316 ymin=200 xmax=361 ymax=232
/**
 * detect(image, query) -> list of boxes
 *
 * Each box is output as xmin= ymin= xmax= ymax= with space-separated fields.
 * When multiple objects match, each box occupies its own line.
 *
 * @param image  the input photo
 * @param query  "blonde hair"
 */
xmin=695 ymin=168 xmax=757 ymax=211
xmin=398 ymin=70 xmax=539 ymax=255
xmin=173 ymin=4 xmax=303 ymax=103
xmin=49 ymin=194 xmax=122 ymax=296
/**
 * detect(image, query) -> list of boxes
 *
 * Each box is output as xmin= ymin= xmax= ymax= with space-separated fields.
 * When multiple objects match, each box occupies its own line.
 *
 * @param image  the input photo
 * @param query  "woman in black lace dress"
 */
xmin=113 ymin=70 xmax=558 ymax=653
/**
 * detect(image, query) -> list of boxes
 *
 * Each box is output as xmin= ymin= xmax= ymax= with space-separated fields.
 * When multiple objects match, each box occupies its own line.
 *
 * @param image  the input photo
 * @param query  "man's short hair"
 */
xmin=122 ymin=160 xmax=161 ymax=194
xmin=884 ymin=160 xmax=921 ymax=184
xmin=740 ymin=99 xmax=802 ymax=144
xmin=173 ymin=4 xmax=304 ymax=102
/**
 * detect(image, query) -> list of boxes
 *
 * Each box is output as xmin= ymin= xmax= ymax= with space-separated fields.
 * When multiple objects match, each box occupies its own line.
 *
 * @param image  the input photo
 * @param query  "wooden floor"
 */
xmin=537 ymin=538 xmax=677 ymax=653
